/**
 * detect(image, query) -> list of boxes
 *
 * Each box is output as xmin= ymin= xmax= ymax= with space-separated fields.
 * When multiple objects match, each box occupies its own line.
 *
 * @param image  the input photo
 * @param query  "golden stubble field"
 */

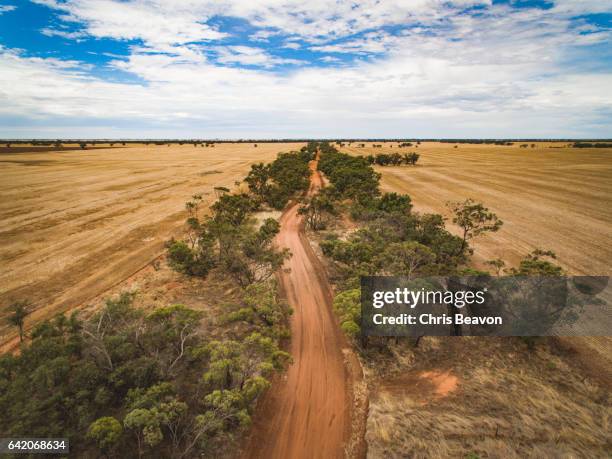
xmin=342 ymin=141 xmax=612 ymax=344
xmin=0 ymin=143 xmax=303 ymax=348
xmin=339 ymin=142 xmax=612 ymax=458
xmin=340 ymin=142 xmax=612 ymax=276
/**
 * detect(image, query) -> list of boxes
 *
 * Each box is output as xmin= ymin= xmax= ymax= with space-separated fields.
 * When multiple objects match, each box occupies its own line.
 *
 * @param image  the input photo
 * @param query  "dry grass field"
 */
xmin=366 ymin=336 xmax=611 ymax=459
xmin=0 ymin=142 xmax=303 ymax=349
xmin=340 ymin=142 xmax=612 ymax=276
xmin=2 ymin=140 xmax=611 ymax=457
xmin=337 ymin=142 xmax=612 ymax=458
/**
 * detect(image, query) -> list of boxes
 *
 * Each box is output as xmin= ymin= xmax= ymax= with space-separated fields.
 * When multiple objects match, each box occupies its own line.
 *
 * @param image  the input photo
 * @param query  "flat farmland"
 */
xmin=0 ymin=143 xmax=302 ymax=347
xmin=340 ymin=142 xmax=612 ymax=276
xmin=340 ymin=142 xmax=612 ymax=369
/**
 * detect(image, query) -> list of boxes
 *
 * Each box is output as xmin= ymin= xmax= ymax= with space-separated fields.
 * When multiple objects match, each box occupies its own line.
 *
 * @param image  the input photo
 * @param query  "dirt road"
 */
xmin=244 ymin=160 xmax=349 ymax=458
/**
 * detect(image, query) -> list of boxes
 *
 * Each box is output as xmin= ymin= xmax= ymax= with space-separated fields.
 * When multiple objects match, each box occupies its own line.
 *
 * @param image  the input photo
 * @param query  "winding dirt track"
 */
xmin=244 ymin=159 xmax=349 ymax=459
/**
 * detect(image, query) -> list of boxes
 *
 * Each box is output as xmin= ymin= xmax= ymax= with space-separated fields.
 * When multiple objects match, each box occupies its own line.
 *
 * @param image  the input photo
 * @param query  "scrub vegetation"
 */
xmin=165 ymin=147 xmax=314 ymax=283
xmin=308 ymin=142 xmax=555 ymax=340
xmin=303 ymin=142 xmax=610 ymax=458
xmin=1 ymin=147 xmax=315 ymax=458
xmin=1 ymin=140 xmax=610 ymax=459
xmin=0 ymin=285 xmax=290 ymax=458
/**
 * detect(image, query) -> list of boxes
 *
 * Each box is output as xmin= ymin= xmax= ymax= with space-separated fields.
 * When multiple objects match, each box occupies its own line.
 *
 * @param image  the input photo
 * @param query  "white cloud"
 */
xmin=250 ymin=29 xmax=282 ymax=42
xmin=32 ymin=0 xmax=493 ymax=46
xmin=282 ymin=42 xmax=301 ymax=50
xmin=0 ymin=5 xmax=16 ymax=14
xmin=215 ymin=46 xmax=303 ymax=67
xmin=1 ymin=0 xmax=610 ymax=137
xmin=40 ymin=27 xmax=88 ymax=40
xmin=552 ymin=0 xmax=612 ymax=15
xmin=312 ymin=32 xmax=398 ymax=54
xmin=320 ymin=56 xmax=341 ymax=63
xmin=33 ymin=0 xmax=227 ymax=48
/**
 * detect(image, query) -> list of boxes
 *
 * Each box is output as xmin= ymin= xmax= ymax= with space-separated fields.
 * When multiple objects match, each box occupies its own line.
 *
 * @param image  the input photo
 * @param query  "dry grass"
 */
xmin=367 ymin=337 xmax=611 ymax=459
xmin=0 ymin=142 xmax=303 ymax=349
xmin=339 ymin=142 xmax=612 ymax=276
xmin=341 ymin=141 xmax=612 ymax=379
xmin=337 ymin=142 xmax=612 ymax=458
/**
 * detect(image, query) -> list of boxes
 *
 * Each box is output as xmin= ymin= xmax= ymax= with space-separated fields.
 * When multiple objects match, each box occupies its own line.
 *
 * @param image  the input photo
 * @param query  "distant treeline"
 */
xmin=3 ymin=138 xmax=612 ymax=145
xmin=572 ymin=142 xmax=612 ymax=148
xmin=439 ymin=140 xmax=514 ymax=145
xmin=363 ymin=152 xmax=420 ymax=166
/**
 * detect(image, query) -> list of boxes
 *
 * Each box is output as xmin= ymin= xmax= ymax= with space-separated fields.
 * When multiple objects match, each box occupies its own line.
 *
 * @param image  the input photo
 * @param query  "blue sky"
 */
xmin=0 ymin=0 xmax=610 ymax=138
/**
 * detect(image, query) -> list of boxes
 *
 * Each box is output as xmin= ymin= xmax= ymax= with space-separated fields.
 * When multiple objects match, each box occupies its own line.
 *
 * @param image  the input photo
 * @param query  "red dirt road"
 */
xmin=244 ymin=161 xmax=349 ymax=459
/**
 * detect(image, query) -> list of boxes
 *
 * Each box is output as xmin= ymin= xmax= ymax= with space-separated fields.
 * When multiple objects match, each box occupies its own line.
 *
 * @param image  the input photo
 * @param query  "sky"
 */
xmin=0 ymin=0 xmax=611 ymax=139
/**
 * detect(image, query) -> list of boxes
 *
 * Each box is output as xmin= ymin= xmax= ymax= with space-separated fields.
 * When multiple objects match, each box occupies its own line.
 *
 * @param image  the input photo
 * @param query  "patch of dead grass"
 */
xmin=366 ymin=337 xmax=610 ymax=458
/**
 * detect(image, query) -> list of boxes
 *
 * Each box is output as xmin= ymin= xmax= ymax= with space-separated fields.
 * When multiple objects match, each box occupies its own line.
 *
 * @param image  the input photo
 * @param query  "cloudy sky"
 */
xmin=0 ymin=0 xmax=610 ymax=138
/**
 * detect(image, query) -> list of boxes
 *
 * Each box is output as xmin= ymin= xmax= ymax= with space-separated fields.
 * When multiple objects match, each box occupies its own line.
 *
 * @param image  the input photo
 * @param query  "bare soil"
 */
xmin=244 ymin=160 xmax=352 ymax=459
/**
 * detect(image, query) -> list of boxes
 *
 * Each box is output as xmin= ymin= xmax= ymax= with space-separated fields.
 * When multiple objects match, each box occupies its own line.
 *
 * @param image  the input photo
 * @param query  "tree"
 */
xmin=244 ymin=163 xmax=270 ymax=200
xmin=211 ymin=193 xmax=256 ymax=226
xmin=318 ymin=149 xmax=380 ymax=199
xmin=486 ymin=258 xmax=506 ymax=275
xmin=298 ymin=191 xmax=336 ymax=230
xmin=377 ymin=192 xmax=412 ymax=214
xmin=185 ymin=194 xmax=204 ymax=247
xmin=81 ymin=292 xmax=140 ymax=372
xmin=126 ymin=383 xmax=188 ymax=454
xmin=383 ymin=241 xmax=435 ymax=278
xmin=180 ymin=389 xmax=249 ymax=457
xmin=509 ymin=249 xmax=563 ymax=276
xmin=201 ymin=335 xmax=281 ymax=417
xmin=87 ymin=417 xmax=123 ymax=454
xmin=333 ymin=289 xmax=361 ymax=337
xmin=403 ymin=152 xmax=419 ymax=165
xmin=489 ymin=253 xmax=570 ymax=339
xmin=124 ymin=408 xmax=163 ymax=457
xmin=237 ymin=281 xmax=290 ymax=334
xmin=159 ymin=398 xmax=188 ymax=453
xmin=166 ymin=239 xmax=215 ymax=277
xmin=79 ymin=142 xmax=87 ymax=150
xmin=447 ymin=199 xmax=503 ymax=254
xmin=144 ymin=305 xmax=203 ymax=376
xmin=220 ymin=219 xmax=289 ymax=287
xmin=7 ymin=300 xmax=30 ymax=342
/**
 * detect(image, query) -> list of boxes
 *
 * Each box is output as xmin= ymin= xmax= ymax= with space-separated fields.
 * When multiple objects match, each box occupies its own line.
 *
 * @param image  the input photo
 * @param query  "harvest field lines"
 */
xmin=335 ymin=141 xmax=612 ymax=457
xmin=339 ymin=142 xmax=612 ymax=276
xmin=0 ymin=143 xmax=303 ymax=349
xmin=1 ymin=140 xmax=610 ymax=458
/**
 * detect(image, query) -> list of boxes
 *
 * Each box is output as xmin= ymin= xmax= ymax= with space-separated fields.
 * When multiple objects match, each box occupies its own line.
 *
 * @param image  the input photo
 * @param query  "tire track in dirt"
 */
xmin=244 ymin=159 xmax=351 ymax=459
